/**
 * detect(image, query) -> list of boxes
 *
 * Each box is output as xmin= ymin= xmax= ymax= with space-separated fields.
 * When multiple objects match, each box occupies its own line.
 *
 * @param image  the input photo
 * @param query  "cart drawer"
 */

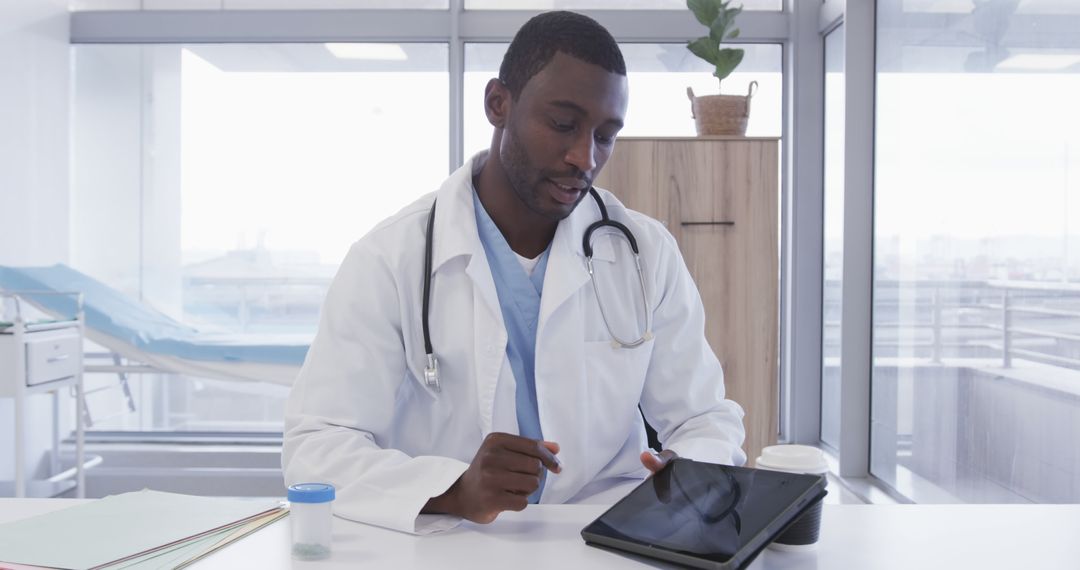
xmin=25 ymin=333 xmax=80 ymax=386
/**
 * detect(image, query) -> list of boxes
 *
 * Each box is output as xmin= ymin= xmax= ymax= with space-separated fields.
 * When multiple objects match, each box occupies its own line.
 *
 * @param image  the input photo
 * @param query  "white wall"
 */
xmin=0 ymin=0 xmax=70 ymax=266
xmin=0 ymin=0 xmax=71 ymax=484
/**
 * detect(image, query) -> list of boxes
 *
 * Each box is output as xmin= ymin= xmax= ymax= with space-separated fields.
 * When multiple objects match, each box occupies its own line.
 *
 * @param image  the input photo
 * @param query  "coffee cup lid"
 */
xmin=755 ymin=445 xmax=828 ymax=474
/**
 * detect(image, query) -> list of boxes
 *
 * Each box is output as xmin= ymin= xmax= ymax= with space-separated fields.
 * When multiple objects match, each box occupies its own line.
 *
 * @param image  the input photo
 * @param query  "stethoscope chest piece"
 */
xmin=423 ymin=354 xmax=440 ymax=392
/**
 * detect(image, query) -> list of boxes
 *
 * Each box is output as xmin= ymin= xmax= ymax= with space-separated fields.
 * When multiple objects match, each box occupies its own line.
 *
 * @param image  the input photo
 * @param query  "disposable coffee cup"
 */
xmin=755 ymin=445 xmax=828 ymax=552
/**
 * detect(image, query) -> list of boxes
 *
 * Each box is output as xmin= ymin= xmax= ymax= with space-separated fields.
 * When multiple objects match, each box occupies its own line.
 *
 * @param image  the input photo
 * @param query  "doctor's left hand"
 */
xmin=640 ymin=449 xmax=678 ymax=474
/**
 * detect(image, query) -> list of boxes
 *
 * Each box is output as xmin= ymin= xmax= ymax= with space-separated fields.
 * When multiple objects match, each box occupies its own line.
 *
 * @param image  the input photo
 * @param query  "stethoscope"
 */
xmin=421 ymin=187 xmax=653 ymax=392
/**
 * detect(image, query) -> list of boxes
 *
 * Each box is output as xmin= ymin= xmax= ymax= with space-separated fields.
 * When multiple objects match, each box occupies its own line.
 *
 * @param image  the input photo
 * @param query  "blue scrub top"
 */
xmin=472 ymin=189 xmax=551 ymax=503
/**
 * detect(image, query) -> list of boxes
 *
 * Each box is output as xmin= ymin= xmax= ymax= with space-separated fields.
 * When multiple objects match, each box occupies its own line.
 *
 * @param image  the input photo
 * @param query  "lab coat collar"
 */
xmin=429 ymin=151 xmax=618 ymax=275
xmin=429 ymin=156 xmax=485 ymax=275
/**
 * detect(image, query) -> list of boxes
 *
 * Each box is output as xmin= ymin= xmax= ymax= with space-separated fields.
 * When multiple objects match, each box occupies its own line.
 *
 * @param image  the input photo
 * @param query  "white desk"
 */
xmin=3 ymin=500 xmax=1079 ymax=569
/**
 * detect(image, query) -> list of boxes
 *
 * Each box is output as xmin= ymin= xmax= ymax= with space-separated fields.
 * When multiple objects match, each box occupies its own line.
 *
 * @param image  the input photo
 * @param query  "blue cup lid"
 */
xmin=288 ymin=483 xmax=336 ymax=503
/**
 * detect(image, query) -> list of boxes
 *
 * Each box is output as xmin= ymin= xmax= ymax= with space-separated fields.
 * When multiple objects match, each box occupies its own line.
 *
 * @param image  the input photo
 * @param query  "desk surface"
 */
xmin=3 ymin=500 xmax=1079 ymax=569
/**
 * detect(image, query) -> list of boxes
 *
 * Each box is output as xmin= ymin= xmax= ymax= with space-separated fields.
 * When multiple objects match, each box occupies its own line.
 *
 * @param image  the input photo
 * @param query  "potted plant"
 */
xmin=685 ymin=0 xmax=758 ymax=136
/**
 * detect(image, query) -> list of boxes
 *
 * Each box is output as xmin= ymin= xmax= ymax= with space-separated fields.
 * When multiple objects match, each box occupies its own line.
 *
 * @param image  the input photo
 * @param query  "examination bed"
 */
xmin=0 ymin=264 xmax=309 ymax=387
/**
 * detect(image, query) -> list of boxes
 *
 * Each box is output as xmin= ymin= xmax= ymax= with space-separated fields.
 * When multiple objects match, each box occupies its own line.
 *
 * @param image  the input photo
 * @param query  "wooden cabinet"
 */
xmin=597 ymin=136 xmax=779 ymax=465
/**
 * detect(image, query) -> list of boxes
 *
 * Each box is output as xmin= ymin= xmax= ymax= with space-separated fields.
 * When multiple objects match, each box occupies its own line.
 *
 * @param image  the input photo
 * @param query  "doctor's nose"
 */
xmin=564 ymin=135 xmax=597 ymax=175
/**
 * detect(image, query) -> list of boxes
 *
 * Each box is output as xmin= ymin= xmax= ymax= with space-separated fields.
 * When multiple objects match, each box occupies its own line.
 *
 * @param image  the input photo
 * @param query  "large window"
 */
xmin=72 ymin=43 xmax=449 ymax=432
xmin=872 ymin=0 xmax=1080 ymax=503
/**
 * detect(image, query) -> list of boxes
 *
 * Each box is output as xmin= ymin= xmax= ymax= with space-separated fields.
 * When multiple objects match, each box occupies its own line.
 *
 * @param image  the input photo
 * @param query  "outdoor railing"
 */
xmin=823 ymin=279 xmax=1080 ymax=371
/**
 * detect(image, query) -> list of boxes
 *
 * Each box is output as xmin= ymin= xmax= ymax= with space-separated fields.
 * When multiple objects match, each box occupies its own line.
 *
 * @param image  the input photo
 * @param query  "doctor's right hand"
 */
xmin=423 ymin=432 xmax=562 ymax=524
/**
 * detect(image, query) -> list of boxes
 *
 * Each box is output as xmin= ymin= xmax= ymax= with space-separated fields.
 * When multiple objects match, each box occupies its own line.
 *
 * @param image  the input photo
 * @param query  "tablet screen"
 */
xmin=583 ymin=460 xmax=823 ymax=564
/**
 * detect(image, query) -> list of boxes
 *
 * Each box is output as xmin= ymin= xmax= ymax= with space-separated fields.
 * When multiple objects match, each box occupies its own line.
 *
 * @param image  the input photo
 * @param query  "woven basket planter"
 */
xmin=687 ymin=81 xmax=758 ymax=136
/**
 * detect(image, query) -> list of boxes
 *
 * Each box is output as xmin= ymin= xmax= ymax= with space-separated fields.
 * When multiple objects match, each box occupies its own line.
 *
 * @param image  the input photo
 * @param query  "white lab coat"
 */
xmin=283 ymin=152 xmax=746 ymax=535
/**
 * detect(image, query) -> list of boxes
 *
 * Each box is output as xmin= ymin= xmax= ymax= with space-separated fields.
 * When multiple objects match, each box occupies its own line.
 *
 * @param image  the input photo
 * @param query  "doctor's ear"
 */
xmin=483 ymin=78 xmax=511 ymax=129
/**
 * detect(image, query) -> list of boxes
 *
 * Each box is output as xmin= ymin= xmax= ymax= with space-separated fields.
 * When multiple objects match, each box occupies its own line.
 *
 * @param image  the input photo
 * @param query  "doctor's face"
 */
xmin=498 ymin=52 xmax=629 ymax=221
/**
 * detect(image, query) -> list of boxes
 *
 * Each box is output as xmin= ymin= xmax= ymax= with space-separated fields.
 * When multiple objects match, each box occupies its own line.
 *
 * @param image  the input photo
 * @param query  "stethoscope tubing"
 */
xmin=421 ymin=187 xmax=654 ymax=392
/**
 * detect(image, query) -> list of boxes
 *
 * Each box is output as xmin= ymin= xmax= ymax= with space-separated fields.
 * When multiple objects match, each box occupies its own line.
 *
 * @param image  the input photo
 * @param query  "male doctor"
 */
xmin=283 ymin=11 xmax=746 ymax=534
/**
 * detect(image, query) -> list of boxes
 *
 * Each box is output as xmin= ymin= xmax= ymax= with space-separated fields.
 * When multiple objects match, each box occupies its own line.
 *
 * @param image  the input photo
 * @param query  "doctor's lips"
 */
xmin=548 ymin=176 xmax=588 ymax=191
xmin=547 ymin=177 xmax=589 ymax=205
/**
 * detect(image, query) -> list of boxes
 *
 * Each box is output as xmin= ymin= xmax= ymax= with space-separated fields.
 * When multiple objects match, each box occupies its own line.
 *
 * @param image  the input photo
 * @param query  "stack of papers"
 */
xmin=0 ymin=490 xmax=288 ymax=570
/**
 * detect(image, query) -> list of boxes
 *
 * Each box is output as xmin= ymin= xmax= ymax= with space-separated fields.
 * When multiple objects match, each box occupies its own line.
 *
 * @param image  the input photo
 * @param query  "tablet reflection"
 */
xmin=614 ymin=460 xmax=756 ymax=557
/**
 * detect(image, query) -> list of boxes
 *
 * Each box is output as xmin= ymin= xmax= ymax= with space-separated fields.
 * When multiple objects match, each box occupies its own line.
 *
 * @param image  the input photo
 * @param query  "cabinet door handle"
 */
xmin=681 ymin=221 xmax=736 ymax=226
xmin=47 ymin=354 xmax=70 ymax=363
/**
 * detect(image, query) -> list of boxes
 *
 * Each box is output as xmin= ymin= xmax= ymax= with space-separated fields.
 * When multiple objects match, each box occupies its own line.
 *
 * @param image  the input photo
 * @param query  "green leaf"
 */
xmin=712 ymin=48 xmax=744 ymax=82
xmin=687 ymin=0 xmax=719 ymax=27
xmin=687 ymin=36 xmax=721 ymax=65
xmin=709 ymin=14 xmax=732 ymax=41
xmin=726 ymin=28 xmax=741 ymax=40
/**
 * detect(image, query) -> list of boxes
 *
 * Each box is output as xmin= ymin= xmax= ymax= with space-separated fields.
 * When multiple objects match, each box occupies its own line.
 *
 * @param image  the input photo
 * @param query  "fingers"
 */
xmin=640 ymin=449 xmax=678 ymax=473
xmin=487 ymin=433 xmax=562 ymax=474
xmin=652 ymin=459 xmax=673 ymax=504
xmin=499 ymin=472 xmax=542 ymax=495
xmin=457 ymin=433 xmax=563 ymax=524
xmin=533 ymin=440 xmax=562 ymax=473
xmin=640 ymin=450 xmax=664 ymax=472
xmin=541 ymin=441 xmax=563 ymax=472
xmin=493 ymin=453 xmax=544 ymax=476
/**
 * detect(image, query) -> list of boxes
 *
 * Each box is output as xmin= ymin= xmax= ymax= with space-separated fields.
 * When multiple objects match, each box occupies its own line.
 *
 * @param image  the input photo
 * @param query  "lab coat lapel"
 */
xmin=537 ymin=207 xmax=592 ymax=329
xmin=533 ymin=190 xmax=625 ymax=501
xmin=431 ymin=156 xmax=506 ymax=436
xmin=467 ymin=255 xmax=506 ymax=437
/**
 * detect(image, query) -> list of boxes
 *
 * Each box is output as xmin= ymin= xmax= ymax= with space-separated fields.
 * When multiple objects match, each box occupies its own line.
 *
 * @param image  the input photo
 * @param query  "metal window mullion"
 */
xmin=460 ymin=10 xmax=788 ymax=43
xmin=820 ymin=0 xmax=844 ymax=31
xmin=71 ymin=9 xmax=789 ymax=44
xmin=781 ymin=0 xmax=824 ymax=445
xmin=449 ymin=0 xmax=463 ymax=171
xmin=838 ymin=0 xmax=876 ymax=479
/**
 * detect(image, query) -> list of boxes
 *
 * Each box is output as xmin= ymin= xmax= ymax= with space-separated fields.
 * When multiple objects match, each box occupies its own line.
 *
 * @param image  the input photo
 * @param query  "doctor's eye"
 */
xmin=595 ymin=133 xmax=616 ymax=146
xmin=550 ymin=118 xmax=575 ymax=133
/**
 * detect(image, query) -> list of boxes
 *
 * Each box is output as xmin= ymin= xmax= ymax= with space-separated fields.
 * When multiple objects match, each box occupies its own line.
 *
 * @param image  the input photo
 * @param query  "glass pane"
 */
xmin=71 ymin=0 xmax=448 ymax=10
xmin=873 ymin=0 xmax=1080 ymax=502
xmin=71 ymin=43 xmax=449 ymax=432
xmin=223 ymin=0 xmax=447 ymax=8
xmin=464 ymin=42 xmax=782 ymax=158
xmin=465 ymin=0 xmax=782 ymax=10
xmin=900 ymin=0 xmax=1080 ymax=15
xmin=820 ymin=25 xmax=845 ymax=450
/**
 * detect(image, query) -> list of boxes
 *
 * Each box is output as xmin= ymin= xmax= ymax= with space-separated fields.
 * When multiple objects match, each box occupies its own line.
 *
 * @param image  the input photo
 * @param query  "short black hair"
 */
xmin=498 ymin=11 xmax=626 ymax=100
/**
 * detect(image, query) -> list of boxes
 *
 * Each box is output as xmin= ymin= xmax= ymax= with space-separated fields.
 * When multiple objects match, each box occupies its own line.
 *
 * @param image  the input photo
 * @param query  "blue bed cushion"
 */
xmin=0 ymin=264 xmax=309 ymax=366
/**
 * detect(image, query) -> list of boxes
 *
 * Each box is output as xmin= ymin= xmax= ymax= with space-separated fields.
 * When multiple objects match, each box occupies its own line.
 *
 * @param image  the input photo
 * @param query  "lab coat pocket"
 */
xmin=582 ymin=338 xmax=655 ymax=471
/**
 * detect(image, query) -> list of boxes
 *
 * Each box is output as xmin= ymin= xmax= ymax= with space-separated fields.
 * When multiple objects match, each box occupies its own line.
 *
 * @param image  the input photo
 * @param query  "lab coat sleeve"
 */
xmin=283 ymin=239 xmax=469 ymax=535
xmin=639 ymin=225 xmax=748 ymax=467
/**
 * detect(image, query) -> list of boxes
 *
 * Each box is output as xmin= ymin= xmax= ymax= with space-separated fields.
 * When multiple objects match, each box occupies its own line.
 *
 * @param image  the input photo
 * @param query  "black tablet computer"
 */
xmin=581 ymin=458 xmax=827 ymax=570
